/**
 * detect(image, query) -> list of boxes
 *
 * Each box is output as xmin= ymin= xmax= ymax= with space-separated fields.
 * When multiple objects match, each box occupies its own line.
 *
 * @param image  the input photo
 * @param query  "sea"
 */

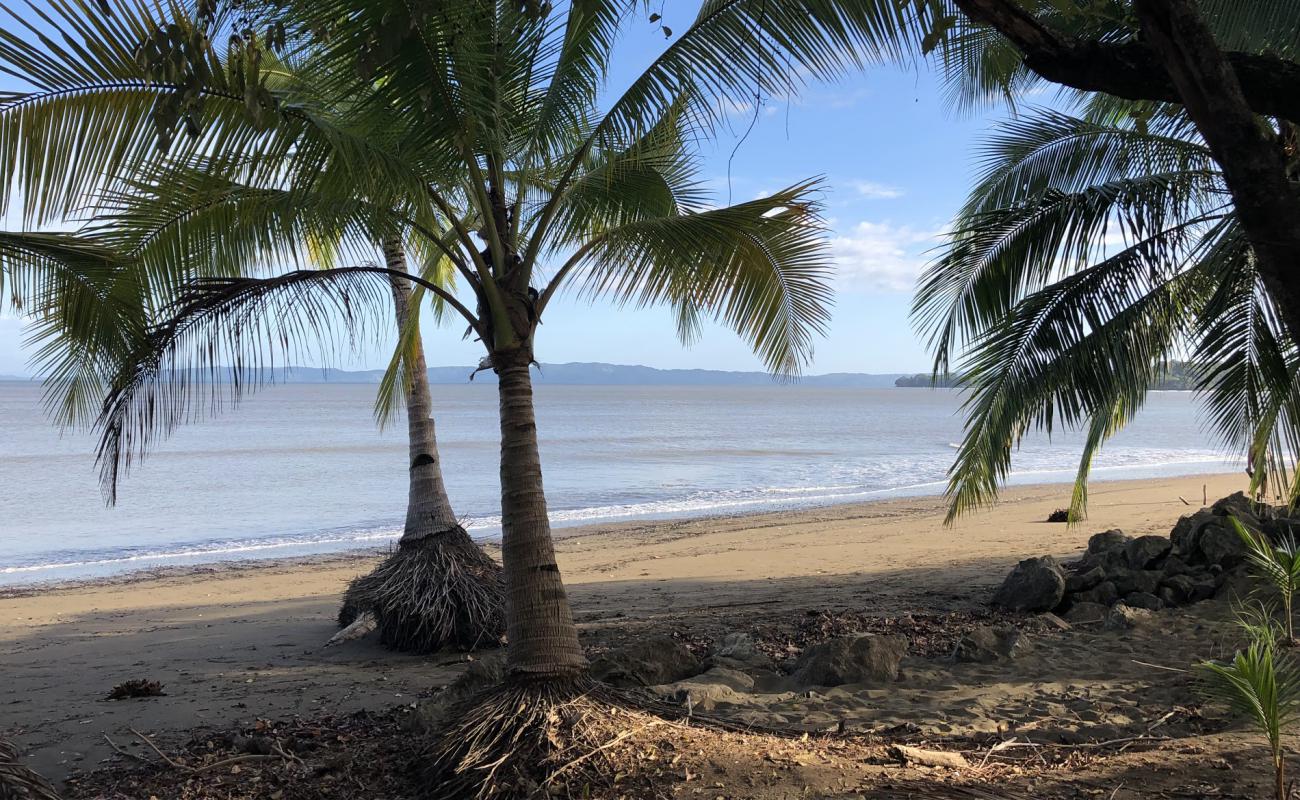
xmin=0 ymin=380 xmax=1236 ymax=586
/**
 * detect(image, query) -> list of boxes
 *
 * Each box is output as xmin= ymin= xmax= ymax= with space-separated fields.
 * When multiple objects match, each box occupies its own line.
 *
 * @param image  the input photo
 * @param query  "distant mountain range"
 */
xmin=1 ymin=363 xmax=908 ymax=387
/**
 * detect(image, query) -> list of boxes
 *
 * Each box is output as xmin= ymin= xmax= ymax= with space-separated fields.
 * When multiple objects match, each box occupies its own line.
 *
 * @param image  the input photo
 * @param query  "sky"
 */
xmin=0 ymin=4 xmax=1009 ymax=378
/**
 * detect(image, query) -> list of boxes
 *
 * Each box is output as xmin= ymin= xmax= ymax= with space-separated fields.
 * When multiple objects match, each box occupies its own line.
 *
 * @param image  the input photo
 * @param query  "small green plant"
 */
xmin=1237 ymin=598 xmax=1289 ymax=650
xmin=1233 ymin=517 xmax=1300 ymax=644
xmin=1198 ymin=642 xmax=1300 ymax=800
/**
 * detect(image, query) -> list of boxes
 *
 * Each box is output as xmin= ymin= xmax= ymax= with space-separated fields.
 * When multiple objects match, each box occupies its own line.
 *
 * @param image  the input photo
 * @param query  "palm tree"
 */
xmin=0 ymin=4 xmax=505 ymax=653
xmin=39 ymin=0 xmax=911 ymax=794
xmin=912 ymin=99 xmax=1300 ymax=522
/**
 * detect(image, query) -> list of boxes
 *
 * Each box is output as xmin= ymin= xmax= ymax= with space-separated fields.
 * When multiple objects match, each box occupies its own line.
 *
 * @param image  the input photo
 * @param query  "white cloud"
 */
xmin=830 ymin=221 xmax=939 ymax=293
xmin=851 ymin=181 xmax=904 ymax=200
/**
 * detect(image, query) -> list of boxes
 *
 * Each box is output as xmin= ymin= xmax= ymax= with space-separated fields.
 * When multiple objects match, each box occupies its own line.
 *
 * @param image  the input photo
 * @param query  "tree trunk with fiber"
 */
xmin=336 ymin=239 xmax=504 ymax=653
xmin=493 ymin=348 xmax=586 ymax=679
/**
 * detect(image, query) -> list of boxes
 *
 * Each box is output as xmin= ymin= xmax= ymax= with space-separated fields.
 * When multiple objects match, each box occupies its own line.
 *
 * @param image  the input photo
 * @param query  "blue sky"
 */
xmin=0 ymin=5 xmax=1007 ymax=377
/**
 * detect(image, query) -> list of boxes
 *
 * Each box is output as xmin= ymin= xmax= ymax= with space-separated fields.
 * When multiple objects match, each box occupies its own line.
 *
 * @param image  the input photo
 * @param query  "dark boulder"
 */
xmin=1171 ymin=510 xmax=1216 ymax=560
xmin=992 ymin=556 xmax=1066 ymax=612
xmin=1213 ymin=492 xmax=1263 ymax=529
xmin=791 ymin=635 xmax=907 ymax=688
xmin=1074 ymin=580 xmax=1119 ymax=607
xmin=1126 ymin=535 xmax=1172 ymax=570
xmin=1199 ymin=522 xmax=1248 ymax=569
xmin=589 ymin=635 xmax=702 ymax=688
xmin=1109 ymin=568 xmax=1161 ymax=596
xmin=1065 ymin=565 xmax=1105 ymax=593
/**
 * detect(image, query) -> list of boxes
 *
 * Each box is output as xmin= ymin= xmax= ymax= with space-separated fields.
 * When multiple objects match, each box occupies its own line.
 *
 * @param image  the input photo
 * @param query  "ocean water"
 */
xmin=0 ymin=381 xmax=1234 ymax=585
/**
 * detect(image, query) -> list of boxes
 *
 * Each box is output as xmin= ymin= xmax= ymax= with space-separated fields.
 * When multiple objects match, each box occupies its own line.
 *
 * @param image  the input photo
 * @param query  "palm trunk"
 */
xmin=495 ymin=354 xmax=586 ymax=678
xmin=334 ymin=240 xmax=504 ymax=652
xmin=383 ymin=239 xmax=459 ymax=541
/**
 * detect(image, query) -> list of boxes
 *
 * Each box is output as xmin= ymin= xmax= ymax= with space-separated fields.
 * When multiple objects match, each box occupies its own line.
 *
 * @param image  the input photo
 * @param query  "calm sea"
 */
xmin=0 ymin=381 xmax=1234 ymax=585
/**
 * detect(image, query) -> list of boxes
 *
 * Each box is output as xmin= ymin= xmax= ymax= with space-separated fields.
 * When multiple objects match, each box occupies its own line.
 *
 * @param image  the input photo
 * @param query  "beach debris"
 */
xmin=106 ymin=679 xmax=166 ymax=700
xmin=1036 ymin=612 xmax=1071 ymax=631
xmin=991 ymin=556 xmax=1065 ymax=612
xmin=952 ymin=625 xmax=1028 ymax=663
xmin=324 ymin=610 xmax=377 ymax=647
xmin=1045 ymin=508 xmax=1070 ymax=523
xmin=889 ymin=744 xmax=970 ymax=770
xmin=791 ymin=634 xmax=906 ymax=688
xmin=588 ymin=634 xmax=702 ymax=688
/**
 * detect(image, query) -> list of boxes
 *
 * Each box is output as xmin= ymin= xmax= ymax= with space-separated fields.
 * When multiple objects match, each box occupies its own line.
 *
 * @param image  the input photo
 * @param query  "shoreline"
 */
xmin=1 ymin=470 xmax=1243 ymax=598
xmin=0 ymin=471 xmax=1251 ymax=784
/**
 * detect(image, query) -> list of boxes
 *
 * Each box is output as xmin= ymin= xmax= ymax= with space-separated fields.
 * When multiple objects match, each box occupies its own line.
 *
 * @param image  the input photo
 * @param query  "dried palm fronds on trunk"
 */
xmin=0 ymin=739 xmax=61 ymax=800
xmin=339 ymin=528 xmax=504 ymax=653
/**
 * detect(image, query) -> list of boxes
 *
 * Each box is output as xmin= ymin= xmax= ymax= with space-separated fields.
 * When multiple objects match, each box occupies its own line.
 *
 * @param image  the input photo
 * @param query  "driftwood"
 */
xmin=890 ymin=744 xmax=971 ymax=769
xmin=325 ymin=611 xmax=377 ymax=647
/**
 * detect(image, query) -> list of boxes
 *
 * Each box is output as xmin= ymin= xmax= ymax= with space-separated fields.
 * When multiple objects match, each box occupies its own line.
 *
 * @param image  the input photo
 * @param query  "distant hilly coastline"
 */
xmin=1 ymin=363 xmax=908 ymax=387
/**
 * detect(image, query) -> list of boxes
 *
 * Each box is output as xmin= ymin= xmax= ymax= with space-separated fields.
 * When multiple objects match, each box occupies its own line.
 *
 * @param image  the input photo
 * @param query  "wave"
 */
xmin=1 ymin=448 xmax=1237 ymax=584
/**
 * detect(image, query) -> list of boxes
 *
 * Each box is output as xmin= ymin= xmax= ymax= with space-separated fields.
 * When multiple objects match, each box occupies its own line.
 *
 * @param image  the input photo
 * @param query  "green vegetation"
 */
xmin=895 ymin=362 xmax=1197 ymax=390
xmin=1234 ymin=518 xmax=1300 ymax=644
xmin=1197 ymin=641 xmax=1300 ymax=800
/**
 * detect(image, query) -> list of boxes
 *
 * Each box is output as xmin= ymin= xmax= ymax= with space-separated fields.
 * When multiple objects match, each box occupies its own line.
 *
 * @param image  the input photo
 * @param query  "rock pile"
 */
xmin=992 ymin=493 xmax=1298 ymax=618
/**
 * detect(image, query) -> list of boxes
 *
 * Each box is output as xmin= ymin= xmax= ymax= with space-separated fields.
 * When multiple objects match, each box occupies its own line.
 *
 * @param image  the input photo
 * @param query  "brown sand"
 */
xmin=0 ymin=473 xmax=1250 ymax=785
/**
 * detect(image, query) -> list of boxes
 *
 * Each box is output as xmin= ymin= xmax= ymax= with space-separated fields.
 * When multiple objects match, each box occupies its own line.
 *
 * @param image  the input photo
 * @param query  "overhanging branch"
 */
xmin=952 ymin=0 xmax=1300 ymax=122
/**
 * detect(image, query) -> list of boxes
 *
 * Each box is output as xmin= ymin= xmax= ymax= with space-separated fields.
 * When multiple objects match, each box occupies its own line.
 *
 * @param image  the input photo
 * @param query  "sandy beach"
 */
xmin=0 ymin=472 xmax=1266 ymax=796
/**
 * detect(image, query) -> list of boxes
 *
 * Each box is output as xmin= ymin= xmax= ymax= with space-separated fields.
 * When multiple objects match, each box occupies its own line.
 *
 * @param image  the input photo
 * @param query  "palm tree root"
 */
xmin=337 ymin=526 xmax=504 ymax=653
xmin=421 ymin=676 xmax=694 ymax=800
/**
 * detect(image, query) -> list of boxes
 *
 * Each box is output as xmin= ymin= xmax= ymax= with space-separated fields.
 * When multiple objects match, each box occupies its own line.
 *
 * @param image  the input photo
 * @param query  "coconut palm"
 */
xmin=1198 ymin=641 xmax=1300 ymax=800
xmin=0 ymin=2 xmax=506 ymax=653
xmin=911 ymin=100 xmax=1300 ymax=522
xmin=38 ymin=0 xmax=910 ymax=794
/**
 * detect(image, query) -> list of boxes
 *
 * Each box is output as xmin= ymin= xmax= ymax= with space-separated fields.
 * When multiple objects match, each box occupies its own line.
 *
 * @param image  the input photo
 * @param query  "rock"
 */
xmin=992 ymin=556 xmax=1066 ymax=612
xmin=953 ymin=625 xmax=1028 ymax=663
xmin=1158 ymin=586 xmax=1179 ymax=607
xmin=1109 ymin=568 xmax=1162 ymax=596
xmin=1262 ymin=516 xmax=1300 ymax=542
xmin=1081 ymin=530 xmax=1132 ymax=570
xmin=791 ymin=635 xmax=907 ymax=688
xmin=1160 ymin=574 xmax=1196 ymax=603
xmin=690 ymin=665 xmax=755 ymax=693
xmin=1065 ymin=565 xmax=1105 ymax=593
xmin=1171 ymin=510 xmax=1216 ymax=559
xmin=710 ymin=632 xmax=773 ymax=671
xmin=1122 ymin=591 xmax=1164 ymax=611
xmin=1199 ymin=522 xmax=1248 ymax=568
xmin=1088 ymin=530 xmax=1130 ymax=555
xmin=1073 ymin=580 xmax=1119 ymax=607
xmin=1105 ymin=604 xmax=1154 ymax=631
xmin=654 ymin=681 xmax=747 ymax=711
xmin=1063 ymin=601 xmax=1109 ymax=624
xmin=1214 ymin=569 xmax=1255 ymax=601
xmin=1126 ymin=535 xmax=1172 ymax=570
xmin=1037 ymin=612 xmax=1072 ymax=631
xmin=1162 ymin=554 xmax=1191 ymax=577
xmin=589 ymin=635 xmax=701 ymax=688
xmin=1213 ymin=492 xmax=1262 ymax=528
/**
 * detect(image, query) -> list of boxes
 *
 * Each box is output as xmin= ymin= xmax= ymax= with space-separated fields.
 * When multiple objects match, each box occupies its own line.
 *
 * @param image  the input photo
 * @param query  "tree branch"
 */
xmin=1129 ymin=0 xmax=1300 ymax=342
xmin=952 ymin=0 xmax=1300 ymax=123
